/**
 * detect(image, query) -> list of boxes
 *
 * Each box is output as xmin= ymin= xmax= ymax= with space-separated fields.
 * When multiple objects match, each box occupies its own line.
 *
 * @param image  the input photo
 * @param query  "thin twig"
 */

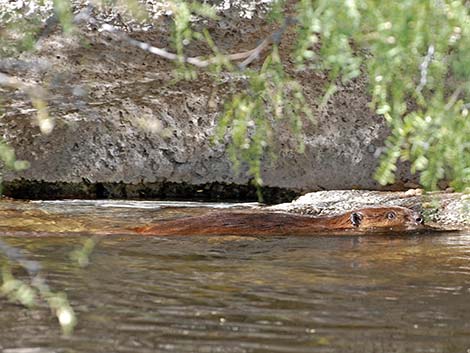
xmin=239 ymin=17 xmax=296 ymax=68
xmin=101 ymin=17 xmax=295 ymax=69
xmin=416 ymin=44 xmax=435 ymax=94
xmin=444 ymin=86 xmax=463 ymax=111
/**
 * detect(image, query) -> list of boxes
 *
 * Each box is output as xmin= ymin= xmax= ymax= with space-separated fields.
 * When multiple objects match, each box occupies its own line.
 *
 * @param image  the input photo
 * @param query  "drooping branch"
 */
xmin=0 ymin=239 xmax=76 ymax=334
xmin=100 ymin=17 xmax=295 ymax=69
xmin=416 ymin=44 xmax=435 ymax=94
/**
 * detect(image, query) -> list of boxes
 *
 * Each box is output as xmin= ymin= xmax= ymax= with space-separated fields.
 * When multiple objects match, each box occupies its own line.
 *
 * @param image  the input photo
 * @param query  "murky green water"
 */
xmin=0 ymin=200 xmax=469 ymax=353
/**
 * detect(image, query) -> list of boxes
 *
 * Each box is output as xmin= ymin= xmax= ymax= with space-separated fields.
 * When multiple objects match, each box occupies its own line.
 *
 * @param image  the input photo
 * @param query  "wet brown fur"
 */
xmin=135 ymin=206 xmax=425 ymax=236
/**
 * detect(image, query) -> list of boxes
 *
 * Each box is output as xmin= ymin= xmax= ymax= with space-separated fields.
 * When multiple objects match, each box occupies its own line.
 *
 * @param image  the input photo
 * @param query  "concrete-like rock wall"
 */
xmin=0 ymin=17 xmax=419 ymax=200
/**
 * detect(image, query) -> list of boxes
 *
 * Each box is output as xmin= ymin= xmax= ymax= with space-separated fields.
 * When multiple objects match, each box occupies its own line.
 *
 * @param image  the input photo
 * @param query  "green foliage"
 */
xmin=52 ymin=0 xmax=74 ymax=33
xmin=1 ymin=265 xmax=37 ymax=307
xmin=170 ymin=0 xmax=218 ymax=79
xmin=0 ymin=11 xmax=42 ymax=56
xmin=295 ymin=0 xmax=362 ymax=81
xmin=1 ymin=257 xmax=76 ymax=335
xmin=0 ymin=141 xmax=30 ymax=192
xmin=70 ymin=237 xmax=98 ymax=267
xmin=0 ymin=141 xmax=30 ymax=171
xmin=295 ymin=0 xmax=470 ymax=191
xmin=266 ymin=0 xmax=286 ymax=23
xmin=214 ymin=46 xmax=312 ymax=193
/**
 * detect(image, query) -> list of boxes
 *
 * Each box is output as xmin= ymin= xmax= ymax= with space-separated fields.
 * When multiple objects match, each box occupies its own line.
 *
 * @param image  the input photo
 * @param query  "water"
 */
xmin=0 ymin=200 xmax=469 ymax=353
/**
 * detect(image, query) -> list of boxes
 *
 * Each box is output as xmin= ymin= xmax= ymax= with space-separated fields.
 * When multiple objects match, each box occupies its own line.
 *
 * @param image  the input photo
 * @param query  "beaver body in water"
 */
xmin=135 ymin=206 xmax=425 ymax=236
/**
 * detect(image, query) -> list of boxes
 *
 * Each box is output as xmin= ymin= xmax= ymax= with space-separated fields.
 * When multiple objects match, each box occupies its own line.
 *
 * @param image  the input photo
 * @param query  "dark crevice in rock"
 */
xmin=2 ymin=180 xmax=300 ymax=204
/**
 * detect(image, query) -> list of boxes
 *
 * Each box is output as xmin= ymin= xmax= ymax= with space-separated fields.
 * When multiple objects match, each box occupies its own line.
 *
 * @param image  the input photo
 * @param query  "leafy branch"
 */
xmin=0 ymin=240 xmax=76 ymax=335
xmin=295 ymin=0 xmax=470 ymax=191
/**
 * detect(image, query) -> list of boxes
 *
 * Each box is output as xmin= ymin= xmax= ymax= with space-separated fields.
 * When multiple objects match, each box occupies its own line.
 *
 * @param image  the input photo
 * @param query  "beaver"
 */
xmin=135 ymin=206 xmax=425 ymax=236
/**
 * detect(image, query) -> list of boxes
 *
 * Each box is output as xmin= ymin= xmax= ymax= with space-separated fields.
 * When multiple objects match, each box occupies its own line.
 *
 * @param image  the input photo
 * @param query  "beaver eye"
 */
xmin=386 ymin=211 xmax=396 ymax=220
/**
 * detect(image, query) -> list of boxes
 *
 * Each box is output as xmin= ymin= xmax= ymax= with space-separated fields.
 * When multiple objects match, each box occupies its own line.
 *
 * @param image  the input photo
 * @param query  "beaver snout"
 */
xmin=409 ymin=211 xmax=425 ymax=226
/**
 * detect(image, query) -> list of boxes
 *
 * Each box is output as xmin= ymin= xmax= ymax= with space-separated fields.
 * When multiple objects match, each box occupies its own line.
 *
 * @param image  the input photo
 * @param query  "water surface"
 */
xmin=0 ymin=200 xmax=469 ymax=353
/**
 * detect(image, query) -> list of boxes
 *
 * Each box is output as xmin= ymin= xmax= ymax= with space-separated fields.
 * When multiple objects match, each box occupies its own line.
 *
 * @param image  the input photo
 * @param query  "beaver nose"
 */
xmin=415 ymin=216 xmax=424 ymax=225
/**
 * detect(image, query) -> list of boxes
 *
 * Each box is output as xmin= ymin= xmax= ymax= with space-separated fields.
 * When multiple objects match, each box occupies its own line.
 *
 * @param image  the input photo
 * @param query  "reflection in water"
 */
xmin=0 ymin=200 xmax=469 ymax=353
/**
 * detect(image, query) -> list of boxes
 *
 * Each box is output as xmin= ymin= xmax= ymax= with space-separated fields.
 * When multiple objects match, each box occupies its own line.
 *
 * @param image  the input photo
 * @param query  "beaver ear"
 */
xmin=350 ymin=212 xmax=363 ymax=227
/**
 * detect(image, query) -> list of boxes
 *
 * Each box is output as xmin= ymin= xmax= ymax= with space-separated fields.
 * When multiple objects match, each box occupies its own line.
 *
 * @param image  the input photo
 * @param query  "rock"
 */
xmin=0 ymin=15 xmax=419 ymax=200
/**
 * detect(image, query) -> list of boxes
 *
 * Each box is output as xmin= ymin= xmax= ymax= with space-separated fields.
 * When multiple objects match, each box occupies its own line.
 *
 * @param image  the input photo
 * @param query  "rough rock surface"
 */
xmin=269 ymin=189 xmax=470 ymax=230
xmin=0 ymin=14 xmax=419 ymax=201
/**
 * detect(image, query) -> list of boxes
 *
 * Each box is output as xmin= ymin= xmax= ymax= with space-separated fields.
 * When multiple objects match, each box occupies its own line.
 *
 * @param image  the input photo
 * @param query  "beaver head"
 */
xmin=347 ymin=206 xmax=425 ymax=230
